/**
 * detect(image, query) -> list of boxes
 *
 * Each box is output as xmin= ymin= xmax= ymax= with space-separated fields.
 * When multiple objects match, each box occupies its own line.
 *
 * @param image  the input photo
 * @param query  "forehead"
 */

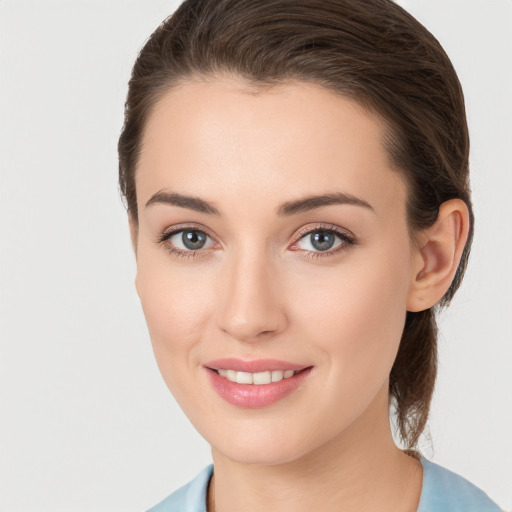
xmin=137 ymin=77 xmax=407 ymax=217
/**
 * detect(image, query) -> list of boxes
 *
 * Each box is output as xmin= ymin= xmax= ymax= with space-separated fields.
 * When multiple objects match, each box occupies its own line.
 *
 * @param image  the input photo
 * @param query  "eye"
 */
xmin=163 ymin=228 xmax=215 ymax=251
xmin=292 ymin=226 xmax=356 ymax=255
xmin=298 ymin=231 xmax=341 ymax=251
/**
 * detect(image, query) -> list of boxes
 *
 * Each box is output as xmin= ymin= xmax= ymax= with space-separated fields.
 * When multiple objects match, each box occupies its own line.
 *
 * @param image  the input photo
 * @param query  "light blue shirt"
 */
xmin=147 ymin=458 xmax=502 ymax=512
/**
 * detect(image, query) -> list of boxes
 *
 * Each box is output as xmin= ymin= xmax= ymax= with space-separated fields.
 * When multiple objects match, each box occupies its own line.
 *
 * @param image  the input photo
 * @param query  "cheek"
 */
xmin=291 ymin=249 xmax=411 ymax=385
xmin=135 ymin=251 xmax=213 ymax=383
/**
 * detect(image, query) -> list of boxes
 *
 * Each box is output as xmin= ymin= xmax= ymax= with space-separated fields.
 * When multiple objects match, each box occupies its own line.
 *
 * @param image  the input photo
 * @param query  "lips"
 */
xmin=204 ymin=358 xmax=313 ymax=408
xmin=205 ymin=358 xmax=308 ymax=373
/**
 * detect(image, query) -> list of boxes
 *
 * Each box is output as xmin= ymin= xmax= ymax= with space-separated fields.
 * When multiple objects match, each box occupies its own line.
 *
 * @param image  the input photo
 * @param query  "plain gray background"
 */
xmin=0 ymin=1 xmax=511 ymax=511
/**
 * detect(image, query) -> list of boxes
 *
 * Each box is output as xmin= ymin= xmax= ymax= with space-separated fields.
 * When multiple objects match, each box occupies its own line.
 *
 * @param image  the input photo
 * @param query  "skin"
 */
xmin=131 ymin=78 xmax=469 ymax=512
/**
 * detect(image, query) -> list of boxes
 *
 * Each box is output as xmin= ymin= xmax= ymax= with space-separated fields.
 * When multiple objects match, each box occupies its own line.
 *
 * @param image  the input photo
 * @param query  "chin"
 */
xmin=202 ymin=416 xmax=333 ymax=467
xmin=213 ymin=437 xmax=309 ymax=466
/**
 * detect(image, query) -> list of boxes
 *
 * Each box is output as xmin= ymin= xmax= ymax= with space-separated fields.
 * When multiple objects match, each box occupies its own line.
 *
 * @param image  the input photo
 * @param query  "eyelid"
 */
xmin=157 ymin=223 xmax=217 ymax=244
xmin=292 ymin=223 xmax=356 ymax=243
xmin=289 ymin=223 xmax=357 ymax=254
xmin=157 ymin=223 xmax=221 ymax=260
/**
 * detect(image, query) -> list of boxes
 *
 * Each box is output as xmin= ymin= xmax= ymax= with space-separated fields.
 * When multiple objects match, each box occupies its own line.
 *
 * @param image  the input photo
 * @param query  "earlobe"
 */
xmin=407 ymin=199 xmax=470 ymax=312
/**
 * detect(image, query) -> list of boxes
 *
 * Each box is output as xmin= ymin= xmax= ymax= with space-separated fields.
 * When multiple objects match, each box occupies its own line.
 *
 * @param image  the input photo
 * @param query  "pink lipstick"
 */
xmin=204 ymin=358 xmax=313 ymax=408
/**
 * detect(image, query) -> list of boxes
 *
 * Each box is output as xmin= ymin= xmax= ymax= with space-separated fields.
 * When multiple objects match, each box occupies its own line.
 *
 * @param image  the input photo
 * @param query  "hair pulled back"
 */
xmin=118 ymin=0 xmax=473 ymax=451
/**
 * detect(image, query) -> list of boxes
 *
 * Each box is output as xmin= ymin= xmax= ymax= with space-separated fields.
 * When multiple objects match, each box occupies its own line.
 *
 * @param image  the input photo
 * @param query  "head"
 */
xmin=119 ymin=0 xmax=472 ymax=456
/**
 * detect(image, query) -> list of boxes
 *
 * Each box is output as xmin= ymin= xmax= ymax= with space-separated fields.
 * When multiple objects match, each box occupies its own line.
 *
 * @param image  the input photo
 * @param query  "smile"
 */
xmin=216 ymin=369 xmax=297 ymax=385
xmin=204 ymin=359 xmax=313 ymax=408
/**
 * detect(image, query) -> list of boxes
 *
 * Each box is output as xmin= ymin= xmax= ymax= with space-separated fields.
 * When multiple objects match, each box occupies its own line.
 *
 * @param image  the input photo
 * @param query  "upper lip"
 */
xmin=204 ymin=358 xmax=310 ymax=373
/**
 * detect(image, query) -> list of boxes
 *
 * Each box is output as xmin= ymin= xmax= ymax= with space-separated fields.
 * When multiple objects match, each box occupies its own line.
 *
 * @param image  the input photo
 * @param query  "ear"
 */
xmin=407 ymin=199 xmax=470 ymax=312
xmin=128 ymin=216 xmax=139 ymax=258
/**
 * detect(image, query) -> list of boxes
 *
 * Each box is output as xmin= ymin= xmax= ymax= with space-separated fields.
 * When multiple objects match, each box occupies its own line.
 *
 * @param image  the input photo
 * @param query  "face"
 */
xmin=133 ymin=78 xmax=420 ymax=465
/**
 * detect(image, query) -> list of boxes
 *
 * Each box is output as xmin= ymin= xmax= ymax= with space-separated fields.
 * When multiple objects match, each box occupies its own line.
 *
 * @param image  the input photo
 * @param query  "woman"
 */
xmin=118 ymin=0 xmax=502 ymax=510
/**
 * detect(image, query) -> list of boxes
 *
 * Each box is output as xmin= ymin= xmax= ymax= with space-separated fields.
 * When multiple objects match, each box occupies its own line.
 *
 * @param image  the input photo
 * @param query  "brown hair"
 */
xmin=118 ymin=0 xmax=473 ymax=451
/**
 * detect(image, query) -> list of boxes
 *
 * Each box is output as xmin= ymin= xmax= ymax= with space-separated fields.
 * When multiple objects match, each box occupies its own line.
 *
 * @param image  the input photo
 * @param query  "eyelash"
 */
xmin=157 ymin=224 xmax=357 ymax=261
xmin=290 ymin=225 xmax=357 ymax=260
xmin=157 ymin=224 xmax=213 ymax=261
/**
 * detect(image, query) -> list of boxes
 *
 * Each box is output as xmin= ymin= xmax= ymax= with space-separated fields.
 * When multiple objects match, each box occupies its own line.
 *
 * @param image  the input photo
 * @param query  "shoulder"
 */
xmin=146 ymin=465 xmax=213 ymax=512
xmin=418 ymin=458 xmax=502 ymax=512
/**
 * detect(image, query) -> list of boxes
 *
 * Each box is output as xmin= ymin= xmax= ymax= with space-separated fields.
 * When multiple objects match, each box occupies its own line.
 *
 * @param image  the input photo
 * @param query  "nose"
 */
xmin=216 ymin=250 xmax=288 ymax=343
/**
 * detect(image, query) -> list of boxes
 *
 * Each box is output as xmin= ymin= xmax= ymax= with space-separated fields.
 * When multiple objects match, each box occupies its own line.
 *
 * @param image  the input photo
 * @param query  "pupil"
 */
xmin=311 ymin=232 xmax=334 ymax=251
xmin=182 ymin=230 xmax=207 ymax=250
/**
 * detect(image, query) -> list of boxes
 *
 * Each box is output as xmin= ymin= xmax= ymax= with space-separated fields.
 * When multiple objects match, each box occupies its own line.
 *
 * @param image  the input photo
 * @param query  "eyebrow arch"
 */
xmin=276 ymin=192 xmax=374 ymax=216
xmin=145 ymin=191 xmax=220 ymax=215
xmin=145 ymin=190 xmax=374 ymax=217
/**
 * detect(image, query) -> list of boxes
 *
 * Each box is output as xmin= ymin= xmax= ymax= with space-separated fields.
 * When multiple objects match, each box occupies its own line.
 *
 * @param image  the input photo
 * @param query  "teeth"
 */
xmin=236 ymin=371 xmax=253 ymax=384
xmin=271 ymin=370 xmax=283 ymax=382
xmin=253 ymin=371 xmax=272 ymax=385
xmin=216 ymin=369 xmax=298 ymax=385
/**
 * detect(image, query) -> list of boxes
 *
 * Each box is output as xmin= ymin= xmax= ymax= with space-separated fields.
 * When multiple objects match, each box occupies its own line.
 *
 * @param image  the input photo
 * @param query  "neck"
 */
xmin=208 ymin=387 xmax=422 ymax=512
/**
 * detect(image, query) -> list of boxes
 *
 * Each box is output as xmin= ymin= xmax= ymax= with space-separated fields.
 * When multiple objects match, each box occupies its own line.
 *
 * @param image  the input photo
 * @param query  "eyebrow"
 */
xmin=276 ymin=192 xmax=374 ymax=216
xmin=145 ymin=191 xmax=220 ymax=215
xmin=145 ymin=190 xmax=374 ymax=216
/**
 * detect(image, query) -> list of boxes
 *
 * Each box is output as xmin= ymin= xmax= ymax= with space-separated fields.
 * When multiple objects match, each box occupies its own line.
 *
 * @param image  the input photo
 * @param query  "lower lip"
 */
xmin=205 ymin=367 xmax=313 ymax=408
